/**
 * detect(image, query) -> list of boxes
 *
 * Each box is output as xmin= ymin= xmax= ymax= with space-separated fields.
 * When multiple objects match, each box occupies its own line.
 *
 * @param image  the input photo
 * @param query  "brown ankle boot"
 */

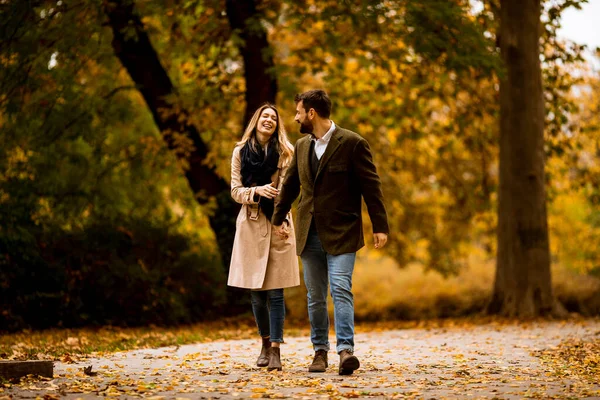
xmin=257 ymin=337 xmax=271 ymax=367
xmin=267 ymin=347 xmax=282 ymax=371
xmin=338 ymin=350 xmax=360 ymax=375
xmin=308 ymin=349 xmax=328 ymax=372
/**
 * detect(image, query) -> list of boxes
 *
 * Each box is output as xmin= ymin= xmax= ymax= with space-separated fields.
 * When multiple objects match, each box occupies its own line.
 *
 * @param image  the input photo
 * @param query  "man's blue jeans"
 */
xmin=250 ymin=289 xmax=285 ymax=343
xmin=301 ymin=228 xmax=357 ymax=353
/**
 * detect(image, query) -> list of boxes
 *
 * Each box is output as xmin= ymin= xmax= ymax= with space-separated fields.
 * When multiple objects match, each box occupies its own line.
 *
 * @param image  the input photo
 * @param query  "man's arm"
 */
xmin=272 ymin=142 xmax=301 ymax=227
xmin=353 ymin=138 xmax=390 ymax=240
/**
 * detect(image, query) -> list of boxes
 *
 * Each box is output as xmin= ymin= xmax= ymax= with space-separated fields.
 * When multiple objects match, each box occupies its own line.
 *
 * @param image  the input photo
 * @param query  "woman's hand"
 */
xmin=256 ymin=183 xmax=279 ymax=199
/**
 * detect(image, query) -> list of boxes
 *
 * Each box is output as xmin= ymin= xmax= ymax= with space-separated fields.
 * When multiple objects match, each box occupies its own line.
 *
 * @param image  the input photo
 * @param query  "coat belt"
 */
xmin=247 ymin=203 xmax=260 ymax=221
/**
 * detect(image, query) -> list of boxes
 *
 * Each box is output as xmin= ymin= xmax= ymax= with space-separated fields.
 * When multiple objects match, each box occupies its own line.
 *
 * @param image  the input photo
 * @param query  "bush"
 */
xmin=0 ymin=219 xmax=226 ymax=332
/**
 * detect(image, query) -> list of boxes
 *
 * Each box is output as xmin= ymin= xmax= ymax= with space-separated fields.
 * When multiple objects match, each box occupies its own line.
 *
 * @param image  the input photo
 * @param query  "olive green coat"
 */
xmin=272 ymin=127 xmax=389 ymax=256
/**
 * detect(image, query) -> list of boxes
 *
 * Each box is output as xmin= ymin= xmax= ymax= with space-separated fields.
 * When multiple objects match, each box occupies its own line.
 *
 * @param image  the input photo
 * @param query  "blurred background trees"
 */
xmin=1 ymin=0 xmax=598 ymax=331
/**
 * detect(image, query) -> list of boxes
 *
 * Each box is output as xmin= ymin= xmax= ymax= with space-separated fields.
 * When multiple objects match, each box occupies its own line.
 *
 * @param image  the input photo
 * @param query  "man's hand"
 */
xmin=256 ymin=183 xmax=279 ymax=199
xmin=373 ymin=232 xmax=388 ymax=249
xmin=273 ymin=222 xmax=290 ymax=239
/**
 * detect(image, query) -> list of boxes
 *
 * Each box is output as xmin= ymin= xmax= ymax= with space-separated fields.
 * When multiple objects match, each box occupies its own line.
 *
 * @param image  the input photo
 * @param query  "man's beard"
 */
xmin=299 ymin=120 xmax=314 ymax=135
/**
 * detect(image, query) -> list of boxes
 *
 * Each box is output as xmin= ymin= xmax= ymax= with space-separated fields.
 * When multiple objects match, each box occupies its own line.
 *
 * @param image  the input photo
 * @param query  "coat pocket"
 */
xmin=331 ymin=209 xmax=359 ymax=221
xmin=328 ymin=163 xmax=348 ymax=173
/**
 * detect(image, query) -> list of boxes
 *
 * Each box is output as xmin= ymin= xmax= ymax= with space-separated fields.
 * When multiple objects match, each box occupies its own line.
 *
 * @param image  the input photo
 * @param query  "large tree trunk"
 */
xmin=103 ymin=0 xmax=239 ymax=293
xmin=104 ymin=0 xmax=280 ymax=315
xmin=225 ymin=0 xmax=278 ymax=125
xmin=488 ymin=0 xmax=564 ymax=317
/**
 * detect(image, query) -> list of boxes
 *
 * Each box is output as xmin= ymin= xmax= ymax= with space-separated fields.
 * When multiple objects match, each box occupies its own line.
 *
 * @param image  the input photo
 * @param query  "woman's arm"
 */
xmin=230 ymin=146 xmax=259 ymax=205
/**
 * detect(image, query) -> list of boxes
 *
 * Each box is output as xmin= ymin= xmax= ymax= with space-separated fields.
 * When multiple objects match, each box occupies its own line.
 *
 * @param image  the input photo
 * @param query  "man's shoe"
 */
xmin=308 ymin=349 xmax=328 ymax=372
xmin=267 ymin=347 xmax=282 ymax=371
xmin=338 ymin=350 xmax=360 ymax=375
xmin=257 ymin=337 xmax=271 ymax=367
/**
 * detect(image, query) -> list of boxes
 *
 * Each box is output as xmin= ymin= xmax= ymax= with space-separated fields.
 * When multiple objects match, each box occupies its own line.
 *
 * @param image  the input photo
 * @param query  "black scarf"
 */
xmin=240 ymin=137 xmax=280 ymax=220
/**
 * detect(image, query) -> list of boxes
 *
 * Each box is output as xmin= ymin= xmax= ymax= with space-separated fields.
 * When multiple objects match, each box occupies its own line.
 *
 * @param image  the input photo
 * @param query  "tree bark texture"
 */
xmin=225 ymin=0 xmax=278 ymax=126
xmin=489 ymin=0 xmax=563 ymax=317
xmin=103 ymin=0 xmax=239 ymax=290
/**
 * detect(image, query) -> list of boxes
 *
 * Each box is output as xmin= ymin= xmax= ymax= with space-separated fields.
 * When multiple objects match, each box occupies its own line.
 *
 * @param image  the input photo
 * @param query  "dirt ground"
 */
xmin=3 ymin=320 xmax=600 ymax=399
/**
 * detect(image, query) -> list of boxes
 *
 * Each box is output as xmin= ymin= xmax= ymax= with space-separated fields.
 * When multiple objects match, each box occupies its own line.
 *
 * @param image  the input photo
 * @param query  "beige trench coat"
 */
xmin=227 ymin=145 xmax=300 ymax=290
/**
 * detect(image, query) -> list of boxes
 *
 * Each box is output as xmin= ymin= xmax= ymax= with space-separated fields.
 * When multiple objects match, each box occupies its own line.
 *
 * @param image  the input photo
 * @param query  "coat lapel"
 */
xmin=315 ymin=128 xmax=342 ymax=181
xmin=297 ymin=137 xmax=312 ymax=186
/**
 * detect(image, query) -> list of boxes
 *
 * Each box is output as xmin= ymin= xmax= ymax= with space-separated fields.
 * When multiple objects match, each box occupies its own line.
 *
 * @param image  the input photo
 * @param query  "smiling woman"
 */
xmin=227 ymin=104 xmax=299 ymax=372
xmin=255 ymin=107 xmax=278 ymax=144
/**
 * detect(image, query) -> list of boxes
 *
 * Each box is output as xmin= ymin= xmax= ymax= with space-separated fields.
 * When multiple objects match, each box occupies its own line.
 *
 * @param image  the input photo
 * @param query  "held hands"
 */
xmin=256 ymin=183 xmax=279 ymax=199
xmin=373 ymin=232 xmax=388 ymax=249
xmin=274 ymin=221 xmax=290 ymax=240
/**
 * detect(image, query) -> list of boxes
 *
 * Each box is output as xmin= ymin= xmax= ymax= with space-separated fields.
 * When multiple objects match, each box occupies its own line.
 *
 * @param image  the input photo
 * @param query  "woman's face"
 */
xmin=256 ymin=108 xmax=278 ymax=137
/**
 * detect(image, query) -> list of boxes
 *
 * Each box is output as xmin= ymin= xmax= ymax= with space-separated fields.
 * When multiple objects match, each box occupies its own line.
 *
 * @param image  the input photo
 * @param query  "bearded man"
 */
xmin=272 ymin=89 xmax=389 ymax=375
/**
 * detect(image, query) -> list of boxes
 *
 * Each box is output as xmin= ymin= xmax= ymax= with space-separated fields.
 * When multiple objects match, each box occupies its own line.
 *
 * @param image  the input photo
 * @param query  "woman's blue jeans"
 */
xmin=250 ymin=289 xmax=285 ymax=343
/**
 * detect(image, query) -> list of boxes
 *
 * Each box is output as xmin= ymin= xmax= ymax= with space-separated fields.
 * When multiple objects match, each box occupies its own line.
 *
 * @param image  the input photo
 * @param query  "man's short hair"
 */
xmin=294 ymin=89 xmax=332 ymax=119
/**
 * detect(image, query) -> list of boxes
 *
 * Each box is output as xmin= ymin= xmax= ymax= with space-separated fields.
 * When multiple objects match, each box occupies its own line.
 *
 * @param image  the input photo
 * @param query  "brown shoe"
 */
xmin=267 ymin=347 xmax=282 ymax=371
xmin=308 ymin=349 xmax=328 ymax=373
xmin=338 ymin=350 xmax=360 ymax=375
xmin=257 ymin=337 xmax=271 ymax=367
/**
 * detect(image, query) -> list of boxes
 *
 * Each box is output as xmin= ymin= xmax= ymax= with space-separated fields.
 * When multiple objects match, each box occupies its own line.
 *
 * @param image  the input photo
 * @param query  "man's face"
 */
xmin=295 ymin=100 xmax=313 ymax=135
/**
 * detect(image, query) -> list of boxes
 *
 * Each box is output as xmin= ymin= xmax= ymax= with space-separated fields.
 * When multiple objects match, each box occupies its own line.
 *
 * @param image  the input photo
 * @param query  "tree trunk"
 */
xmin=488 ymin=0 xmax=564 ymax=317
xmin=103 ymin=0 xmax=239 ymax=286
xmin=104 ymin=0 xmax=280 ymax=315
xmin=225 ymin=0 xmax=278 ymax=125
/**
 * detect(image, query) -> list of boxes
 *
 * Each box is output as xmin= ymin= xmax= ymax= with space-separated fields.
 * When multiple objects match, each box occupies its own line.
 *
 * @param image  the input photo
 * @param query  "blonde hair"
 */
xmin=236 ymin=104 xmax=294 ymax=167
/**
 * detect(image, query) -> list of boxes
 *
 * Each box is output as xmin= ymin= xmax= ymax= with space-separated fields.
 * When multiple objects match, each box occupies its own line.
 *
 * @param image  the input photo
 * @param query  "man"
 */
xmin=272 ymin=89 xmax=389 ymax=375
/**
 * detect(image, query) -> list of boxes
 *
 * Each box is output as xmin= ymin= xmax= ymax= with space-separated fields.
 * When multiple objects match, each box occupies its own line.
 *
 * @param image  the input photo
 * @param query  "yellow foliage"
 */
xmin=287 ymin=248 xmax=600 ymax=322
xmin=549 ymin=193 xmax=600 ymax=274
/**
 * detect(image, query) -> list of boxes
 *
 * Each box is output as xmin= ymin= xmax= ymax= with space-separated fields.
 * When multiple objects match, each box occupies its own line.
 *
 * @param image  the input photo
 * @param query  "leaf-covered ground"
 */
xmin=1 ymin=319 xmax=599 ymax=399
xmin=0 ymin=317 xmax=272 ymax=362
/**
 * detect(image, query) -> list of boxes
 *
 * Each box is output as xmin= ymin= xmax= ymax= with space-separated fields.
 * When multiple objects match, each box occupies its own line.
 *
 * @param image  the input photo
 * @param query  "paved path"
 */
xmin=4 ymin=320 xmax=600 ymax=399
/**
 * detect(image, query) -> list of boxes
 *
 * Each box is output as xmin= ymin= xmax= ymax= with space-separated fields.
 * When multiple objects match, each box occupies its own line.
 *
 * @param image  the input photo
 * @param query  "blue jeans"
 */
xmin=301 ymin=228 xmax=357 ymax=353
xmin=250 ymin=289 xmax=285 ymax=343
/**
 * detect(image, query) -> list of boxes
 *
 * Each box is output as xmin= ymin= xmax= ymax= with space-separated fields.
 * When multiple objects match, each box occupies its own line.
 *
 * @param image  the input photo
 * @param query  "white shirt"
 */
xmin=312 ymin=121 xmax=336 ymax=160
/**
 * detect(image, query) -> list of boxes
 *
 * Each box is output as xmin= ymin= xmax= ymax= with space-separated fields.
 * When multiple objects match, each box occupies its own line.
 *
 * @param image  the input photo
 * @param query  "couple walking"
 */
xmin=228 ymin=90 xmax=389 ymax=375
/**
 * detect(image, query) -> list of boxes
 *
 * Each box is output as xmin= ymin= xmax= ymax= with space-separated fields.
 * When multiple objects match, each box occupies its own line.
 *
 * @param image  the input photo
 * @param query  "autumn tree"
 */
xmin=103 ymin=0 xmax=278 ymax=276
xmin=0 ymin=0 xmax=228 ymax=329
xmin=1 ymin=0 xmax=593 ymax=329
xmin=546 ymin=68 xmax=600 ymax=279
xmin=488 ymin=0 xmax=564 ymax=317
xmin=271 ymin=0 xmax=501 ymax=275
xmin=225 ymin=0 xmax=277 ymax=124
xmin=276 ymin=1 xmax=588 ymax=314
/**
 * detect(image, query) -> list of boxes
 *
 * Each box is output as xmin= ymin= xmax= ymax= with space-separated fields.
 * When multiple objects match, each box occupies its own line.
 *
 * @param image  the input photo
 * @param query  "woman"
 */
xmin=228 ymin=104 xmax=300 ymax=371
